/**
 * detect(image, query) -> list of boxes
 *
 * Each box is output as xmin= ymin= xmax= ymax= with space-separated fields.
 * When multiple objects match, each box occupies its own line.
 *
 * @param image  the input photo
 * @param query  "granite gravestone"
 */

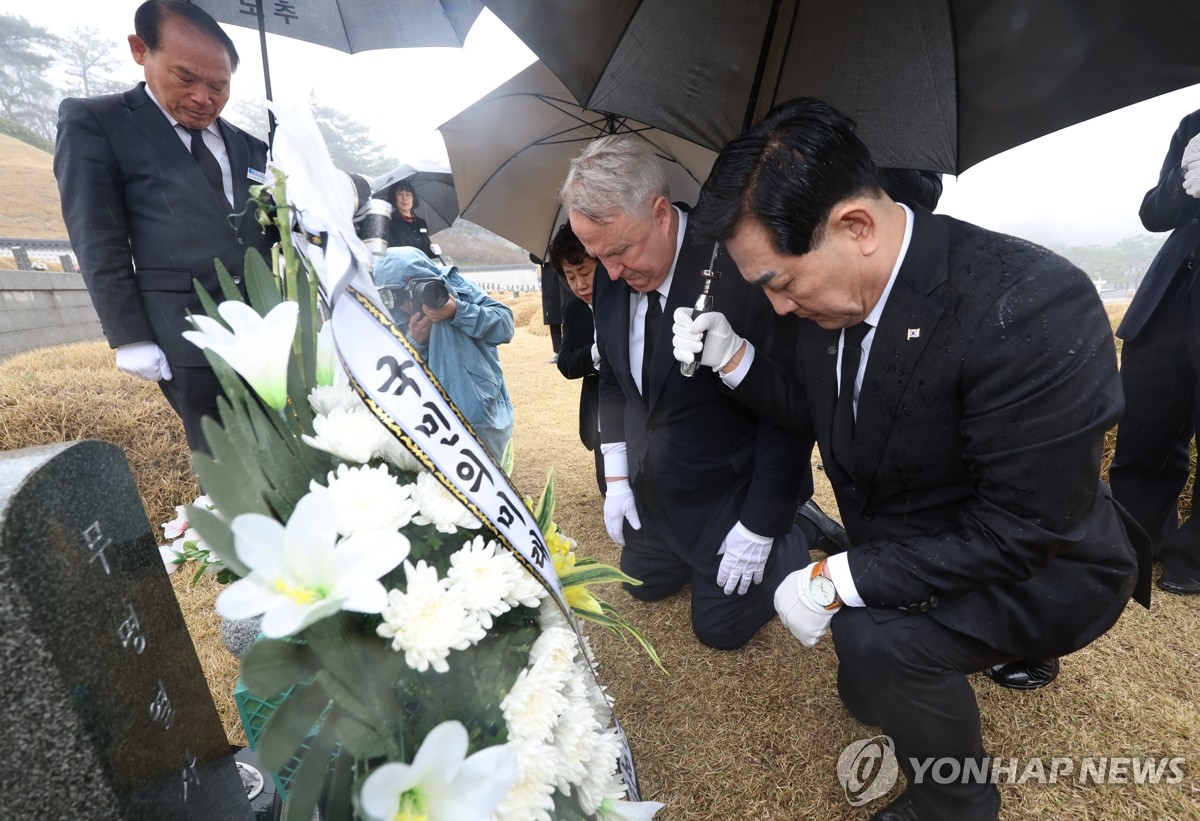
xmin=0 ymin=440 xmax=253 ymax=820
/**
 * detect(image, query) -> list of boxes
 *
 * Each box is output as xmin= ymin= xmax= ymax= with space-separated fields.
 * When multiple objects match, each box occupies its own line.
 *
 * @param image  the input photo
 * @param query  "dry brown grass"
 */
xmin=2 ymin=303 xmax=1199 ymax=819
xmin=0 ymin=134 xmax=68 ymax=239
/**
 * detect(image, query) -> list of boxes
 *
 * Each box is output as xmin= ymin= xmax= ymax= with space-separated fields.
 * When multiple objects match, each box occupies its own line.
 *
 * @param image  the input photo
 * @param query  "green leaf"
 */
xmin=258 ymin=680 xmax=331 ymax=774
xmin=534 ymin=468 xmax=555 ymax=535
xmin=500 ymin=437 xmax=515 ymax=476
xmin=572 ymin=606 xmax=667 ymax=675
xmin=280 ymin=712 xmax=339 ymax=821
xmin=558 ymin=562 xmax=642 ymax=588
xmin=333 ymin=715 xmax=395 ymax=760
xmin=185 ymin=504 xmax=244 ymax=576
xmin=319 ymin=746 xmax=355 ymax=821
xmin=213 ymin=258 xmax=248 ymax=304
xmin=243 ymin=246 xmax=283 ymax=314
xmin=241 ymin=639 xmax=321 ymax=698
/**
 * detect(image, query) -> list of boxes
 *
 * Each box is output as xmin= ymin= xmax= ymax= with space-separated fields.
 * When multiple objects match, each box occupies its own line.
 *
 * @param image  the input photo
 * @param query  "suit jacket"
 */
xmin=593 ymin=214 xmax=810 ymax=568
xmin=54 ymin=83 xmax=275 ymax=368
xmin=735 ymin=207 xmax=1145 ymax=658
xmin=557 ymin=296 xmax=600 ymax=450
xmin=1117 ymin=108 xmax=1200 ymax=342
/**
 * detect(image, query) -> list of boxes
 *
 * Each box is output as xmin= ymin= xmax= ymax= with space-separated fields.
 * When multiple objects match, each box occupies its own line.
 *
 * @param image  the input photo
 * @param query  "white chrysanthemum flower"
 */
xmin=411 ymin=471 xmax=481 ymax=533
xmin=447 ymin=536 xmax=522 ymax=629
xmin=307 ymin=384 xmax=359 ymax=416
xmin=318 ymin=462 xmax=420 ymax=534
xmin=528 ymin=622 xmax=579 ymax=674
xmin=594 ymin=774 xmax=665 ymax=820
xmin=338 ymin=528 xmax=410 ymax=567
xmin=503 ymin=555 xmax=548 ymax=608
xmin=378 ymin=432 xmax=425 ymax=473
xmin=492 ymin=739 xmax=558 ymax=821
xmin=501 ymin=657 xmax=570 ymax=745
xmin=551 ymin=677 xmax=603 ymax=792
xmin=376 ymin=560 xmax=485 ymax=673
xmin=302 ymin=405 xmax=390 ymax=464
xmin=576 ymin=730 xmax=626 ymax=814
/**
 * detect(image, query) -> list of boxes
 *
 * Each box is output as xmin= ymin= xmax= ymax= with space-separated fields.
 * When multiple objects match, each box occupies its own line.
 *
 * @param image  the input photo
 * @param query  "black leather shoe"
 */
xmin=1158 ymin=569 xmax=1200 ymax=595
xmin=796 ymin=498 xmax=852 ymax=554
xmin=869 ymin=793 xmax=919 ymax=821
xmin=984 ymin=657 xmax=1060 ymax=690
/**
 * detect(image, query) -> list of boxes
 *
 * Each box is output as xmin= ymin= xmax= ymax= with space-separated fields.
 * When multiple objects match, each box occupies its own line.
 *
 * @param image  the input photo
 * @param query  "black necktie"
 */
xmin=832 ymin=322 xmax=871 ymax=478
xmin=641 ymin=290 xmax=662 ymax=397
xmin=185 ymin=127 xmax=229 ymax=208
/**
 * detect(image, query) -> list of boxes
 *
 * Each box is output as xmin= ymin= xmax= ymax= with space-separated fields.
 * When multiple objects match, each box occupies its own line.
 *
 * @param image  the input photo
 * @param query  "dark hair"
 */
xmin=547 ymin=222 xmax=594 ymax=279
xmin=390 ymin=180 xmax=422 ymax=211
xmin=135 ymin=0 xmax=240 ymax=70
xmin=691 ymin=97 xmax=881 ymax=256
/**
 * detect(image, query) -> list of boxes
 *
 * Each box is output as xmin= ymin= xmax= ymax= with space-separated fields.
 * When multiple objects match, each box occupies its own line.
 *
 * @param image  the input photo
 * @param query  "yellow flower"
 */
xmin=564 ymin=583 xmax=604 ymax=616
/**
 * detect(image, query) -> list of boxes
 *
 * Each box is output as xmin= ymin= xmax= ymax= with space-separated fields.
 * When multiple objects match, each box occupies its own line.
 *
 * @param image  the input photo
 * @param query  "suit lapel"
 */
xmin=852 ymin=208 xmax=949 ymax=492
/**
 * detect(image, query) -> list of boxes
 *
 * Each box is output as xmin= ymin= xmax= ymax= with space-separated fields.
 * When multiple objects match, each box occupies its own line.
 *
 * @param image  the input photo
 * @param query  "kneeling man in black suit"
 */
xmin=674 ymin=98 xmax=1149 ymax=820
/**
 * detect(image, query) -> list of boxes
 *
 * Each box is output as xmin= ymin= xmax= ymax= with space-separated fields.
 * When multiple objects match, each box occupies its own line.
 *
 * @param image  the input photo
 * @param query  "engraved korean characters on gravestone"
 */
xmin=0 ymin=440 xmax=252 ymax=820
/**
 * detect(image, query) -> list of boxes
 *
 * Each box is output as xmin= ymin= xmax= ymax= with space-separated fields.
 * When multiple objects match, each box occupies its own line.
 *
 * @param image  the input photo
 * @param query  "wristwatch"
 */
xmin=809 ymin=559 xmax=843 ymax=610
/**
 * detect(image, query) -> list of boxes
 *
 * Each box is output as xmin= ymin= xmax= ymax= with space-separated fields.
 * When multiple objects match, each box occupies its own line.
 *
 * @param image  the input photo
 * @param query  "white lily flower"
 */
xmin=315 ymin=321 xmax=339 ymax=387
xmin=215 ymin=489 xmax=403 ymax=638
xmin=358 ymin=720 xmax=516 ymax=821
xmin=183 ymin=300 xmax=298 ymax=410
xmin=594 ymin=776 xmax=664 ymax=820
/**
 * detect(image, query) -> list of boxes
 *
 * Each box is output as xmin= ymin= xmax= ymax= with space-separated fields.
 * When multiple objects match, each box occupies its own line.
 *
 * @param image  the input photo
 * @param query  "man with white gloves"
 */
xmin=676 ymin=98 xmax=1145 ymax=821
xmin=1110 ymin=110 xmax=1200 ymax=596
xmin=559 ymin=135 xmax=834 ymax=650
xmin=54 ymin=1 xmax=275 ymax=453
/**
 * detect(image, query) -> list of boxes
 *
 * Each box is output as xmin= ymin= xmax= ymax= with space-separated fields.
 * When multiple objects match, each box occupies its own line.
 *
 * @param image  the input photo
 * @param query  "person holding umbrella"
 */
xmin=673 ymin=98 xmax=1148 ymax=821
xmin=384 ymin=179 xmax=436 ymax=258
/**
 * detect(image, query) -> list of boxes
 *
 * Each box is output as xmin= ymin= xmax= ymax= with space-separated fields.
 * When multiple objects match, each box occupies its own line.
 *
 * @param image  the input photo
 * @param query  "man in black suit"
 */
xmin=1109 ymin=108 xmax=1200 ymax=595
xmin=559 ymin=135 xmax=840 ymax=650
xmin=54 ymin=0 xmax=274 ymax=454
xmin=674 ymin=99 xmax=1147 ymax=820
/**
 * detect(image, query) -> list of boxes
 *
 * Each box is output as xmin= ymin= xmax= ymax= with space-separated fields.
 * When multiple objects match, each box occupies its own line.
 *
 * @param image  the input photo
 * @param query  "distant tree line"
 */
xmin=1049 ymin=234 xmax=1166 ymax=292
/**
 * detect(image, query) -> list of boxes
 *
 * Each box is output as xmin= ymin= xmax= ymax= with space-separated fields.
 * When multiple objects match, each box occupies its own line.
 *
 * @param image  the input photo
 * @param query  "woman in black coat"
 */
xmin=385 ymin=179 xmax=434 ymax=258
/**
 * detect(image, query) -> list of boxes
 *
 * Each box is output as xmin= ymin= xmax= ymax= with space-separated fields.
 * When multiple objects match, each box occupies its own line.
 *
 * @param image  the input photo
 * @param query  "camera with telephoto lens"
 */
xmin=405 ymin=277 xmax=450 ymax=311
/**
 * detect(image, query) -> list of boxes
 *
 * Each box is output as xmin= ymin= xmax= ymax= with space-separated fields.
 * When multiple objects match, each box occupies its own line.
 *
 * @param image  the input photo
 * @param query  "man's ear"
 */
xmin=833 ymin=202 xmax=879 ymax=255
xmin=129 ymin=34 xmax=149 ymax=66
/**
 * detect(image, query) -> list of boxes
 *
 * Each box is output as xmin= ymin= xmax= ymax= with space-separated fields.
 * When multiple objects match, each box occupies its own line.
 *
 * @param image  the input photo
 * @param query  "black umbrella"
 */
xmin=480 ymin=0 xmax=1200 ymax=174
xmin=192 ymin=0 xmax=482 ymax=132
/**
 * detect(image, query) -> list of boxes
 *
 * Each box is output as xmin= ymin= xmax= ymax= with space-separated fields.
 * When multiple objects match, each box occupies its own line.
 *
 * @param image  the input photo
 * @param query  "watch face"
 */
xmin=810 ymin=574 xmax=838 ymax=607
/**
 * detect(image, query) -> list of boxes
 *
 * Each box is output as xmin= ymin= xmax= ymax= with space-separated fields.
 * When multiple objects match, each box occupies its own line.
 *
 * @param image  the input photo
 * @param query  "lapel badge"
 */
xmin=906 ymin=328 xmax=921 ymax=340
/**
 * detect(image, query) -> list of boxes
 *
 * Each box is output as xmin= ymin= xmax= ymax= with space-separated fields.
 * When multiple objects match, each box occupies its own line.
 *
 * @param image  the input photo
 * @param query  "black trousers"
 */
xmin=158 ymin=364 xmax=225 ymax=456
xmin=619 ymin=511 xmax=810 ymax=650
xmin=1110 ymin=266 xmax=1200 ymax=576
xmin=832 ymin=608 xmax=1012 ymax=821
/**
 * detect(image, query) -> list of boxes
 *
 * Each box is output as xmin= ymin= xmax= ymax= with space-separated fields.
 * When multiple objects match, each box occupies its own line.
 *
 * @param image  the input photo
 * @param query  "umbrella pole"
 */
xmin=252 ymin=0 xmax=277 ymax=146
xmin=742 ymin=0 xmax=784 ymax=133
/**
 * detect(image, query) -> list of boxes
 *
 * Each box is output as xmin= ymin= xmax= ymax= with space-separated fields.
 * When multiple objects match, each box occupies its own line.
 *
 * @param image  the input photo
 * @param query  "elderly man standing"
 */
xmin=560 ymin=135 xmax=841 ymax=650
xmin=673 ymin=98 xmax=1147 ymax=819
xmin=54 ymin=0 xmax=274 ymax=454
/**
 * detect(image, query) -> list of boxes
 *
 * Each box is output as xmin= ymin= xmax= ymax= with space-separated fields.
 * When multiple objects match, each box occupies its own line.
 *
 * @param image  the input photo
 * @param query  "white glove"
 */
xmin=716 ymin=521 xmax=773 ymax=595
xmin=774 ymin=563 xmax=836 ymax=647
xmin=115 ymin=341 xmax=173 ymax=382
xmin=1181 ymin=132 xmax=1200 ymax=171
xmin=603 ymin=479 xmax=642 ymax=546
xmin=1184 ymin=164 xmax=1200 ymax=198
xmin=429 ymin=242 xmax=442 ymax=257
xmin=672 ymin=308 xmax=744 ymax=371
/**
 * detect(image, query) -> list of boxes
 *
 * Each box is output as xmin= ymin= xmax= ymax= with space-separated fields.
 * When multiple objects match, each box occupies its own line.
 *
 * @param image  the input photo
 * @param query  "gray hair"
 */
xmin=559 ymin=135 xmax=669 ymax=222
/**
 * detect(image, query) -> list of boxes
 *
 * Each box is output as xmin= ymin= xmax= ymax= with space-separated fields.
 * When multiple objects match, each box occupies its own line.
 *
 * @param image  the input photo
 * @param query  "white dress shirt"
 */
xmin=144 ymin=84 xmax=234 ymax=208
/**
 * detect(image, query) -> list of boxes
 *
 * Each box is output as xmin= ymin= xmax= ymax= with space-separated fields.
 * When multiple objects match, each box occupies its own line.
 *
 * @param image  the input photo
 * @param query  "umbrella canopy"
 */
xmin=480 ymin=0 xmax=1200 ymax=174
xmin=369 ymin=162 xmax=460 ymax=235
xmin=194 ymin=0 xmax=482 ymax=53
xmin=438 ymin=61 xmax=717 ymax=256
